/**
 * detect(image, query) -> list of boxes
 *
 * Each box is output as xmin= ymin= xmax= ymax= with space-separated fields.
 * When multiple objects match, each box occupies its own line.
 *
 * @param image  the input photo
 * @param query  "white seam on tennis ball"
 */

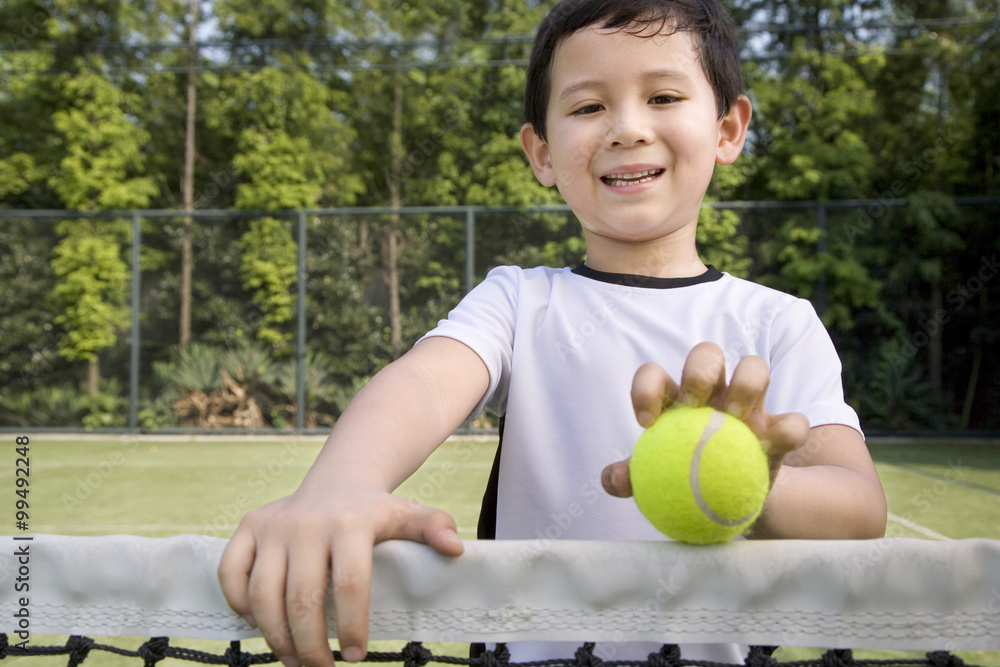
xmin=689 ymin=410 xmax=757 ymax=527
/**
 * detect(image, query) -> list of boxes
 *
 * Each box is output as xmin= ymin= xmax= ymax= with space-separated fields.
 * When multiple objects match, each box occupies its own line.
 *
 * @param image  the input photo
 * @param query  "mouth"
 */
xmin=600 ymin=169 xmax=664 ymax=187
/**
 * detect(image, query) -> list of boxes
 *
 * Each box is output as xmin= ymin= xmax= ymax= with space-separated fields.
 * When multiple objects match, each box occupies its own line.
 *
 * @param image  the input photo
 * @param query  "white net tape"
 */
xmin=2 ymin=535 xmax=999 ymax=650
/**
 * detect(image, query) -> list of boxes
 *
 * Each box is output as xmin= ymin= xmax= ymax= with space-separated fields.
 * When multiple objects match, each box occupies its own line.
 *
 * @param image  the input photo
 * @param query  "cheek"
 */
xmin=671 ymin=137 xmax=721 ymax=182
xmin=665 ymin=120 xmax=717 ymax=157
xmin=552 ymin=145 xmax=595 ymax=189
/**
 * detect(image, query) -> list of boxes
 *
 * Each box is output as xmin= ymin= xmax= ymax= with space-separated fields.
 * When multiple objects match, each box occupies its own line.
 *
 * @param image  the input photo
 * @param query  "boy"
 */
xmin=218 ymin=1 xmax=887 ymax=665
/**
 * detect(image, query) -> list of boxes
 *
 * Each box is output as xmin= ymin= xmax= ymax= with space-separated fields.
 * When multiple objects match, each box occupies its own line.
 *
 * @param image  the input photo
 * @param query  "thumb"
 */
xmin=421 ymin=507 xmax=465 ymax=557
xmin=380 ymin=496 xmax=465 ymax=556
xmin=601 ymin=459 xmax=633 ymax=498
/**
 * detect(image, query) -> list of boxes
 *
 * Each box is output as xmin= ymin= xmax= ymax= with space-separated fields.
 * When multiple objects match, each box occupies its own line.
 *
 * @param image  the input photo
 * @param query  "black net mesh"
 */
xmin=0 ymin=637 xmax=987 ymax=667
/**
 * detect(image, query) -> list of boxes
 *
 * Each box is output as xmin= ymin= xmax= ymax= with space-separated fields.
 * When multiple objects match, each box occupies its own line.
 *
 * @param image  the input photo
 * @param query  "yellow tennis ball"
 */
xmin=630 ymin=406 xmax=769 ymax=544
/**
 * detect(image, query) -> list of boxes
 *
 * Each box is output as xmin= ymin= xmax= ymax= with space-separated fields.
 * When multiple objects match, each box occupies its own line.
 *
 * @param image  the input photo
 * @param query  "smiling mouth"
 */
xmin=601 ymin=169 xmax=664 ymax=187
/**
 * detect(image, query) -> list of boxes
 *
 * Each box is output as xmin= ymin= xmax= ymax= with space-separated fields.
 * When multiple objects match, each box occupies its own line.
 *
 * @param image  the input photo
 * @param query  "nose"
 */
xmin=606 ymin=102 xmax=655 ymax=148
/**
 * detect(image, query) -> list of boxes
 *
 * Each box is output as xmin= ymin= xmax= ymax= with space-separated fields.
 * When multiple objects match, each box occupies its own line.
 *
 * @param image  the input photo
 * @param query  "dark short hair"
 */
xmin=524 ymin=0 xmax=744 ymax=141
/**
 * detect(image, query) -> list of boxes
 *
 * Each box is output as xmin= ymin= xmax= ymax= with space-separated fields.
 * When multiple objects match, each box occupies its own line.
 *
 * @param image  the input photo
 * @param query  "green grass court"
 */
xmin=6 ymin=435 xmax=1000 ymax=666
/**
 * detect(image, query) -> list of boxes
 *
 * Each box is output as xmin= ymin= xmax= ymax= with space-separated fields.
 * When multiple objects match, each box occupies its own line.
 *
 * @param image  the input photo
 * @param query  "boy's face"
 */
xmin=521 ymin=24 xmax=750 ymax=274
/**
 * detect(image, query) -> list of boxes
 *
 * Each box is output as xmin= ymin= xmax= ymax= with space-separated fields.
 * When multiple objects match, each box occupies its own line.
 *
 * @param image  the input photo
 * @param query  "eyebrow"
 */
xmin=555 ymin=70 xmax=694 ymax=103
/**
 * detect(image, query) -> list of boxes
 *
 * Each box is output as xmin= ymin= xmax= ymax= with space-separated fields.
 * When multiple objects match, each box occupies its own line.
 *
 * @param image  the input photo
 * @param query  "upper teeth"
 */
xmin=604 ymin=169 xmax=661 ymax=186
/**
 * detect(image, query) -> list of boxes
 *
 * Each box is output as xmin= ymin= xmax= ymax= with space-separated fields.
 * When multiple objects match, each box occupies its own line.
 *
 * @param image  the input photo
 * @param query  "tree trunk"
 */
xmin=360 ymin=219 xmax=371 ymax=265
xmin=960 ymin=287 xmax=988 ymax=429
xmin=87 ymin=358 xmax=100 ymax=396
xmin=386 ymin=221 xmax=401 ymax=354
xmin=386 ymin=67 xmax=404 ymax=356
xmin=960 ymin=346 xmax=981 ymax=429
xmin=928 ymin=282 xmax=943 ymax=397
xmin=179 ymin=0 xmax=198 ymax=352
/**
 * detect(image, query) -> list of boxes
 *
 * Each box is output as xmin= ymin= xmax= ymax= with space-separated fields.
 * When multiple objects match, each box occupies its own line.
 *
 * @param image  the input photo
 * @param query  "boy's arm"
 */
xmin=218 ymin=336 xmax=490 ymax=667
xmin=746 ymin=424 xmax=886 ymax=539
xmin=602 ymin=342 xmax=886 ymax=540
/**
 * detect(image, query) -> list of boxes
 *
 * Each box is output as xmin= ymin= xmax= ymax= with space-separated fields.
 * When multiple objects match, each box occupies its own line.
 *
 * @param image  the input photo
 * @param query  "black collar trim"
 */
xmin=571 ymin=263 xmax=723 ymax=289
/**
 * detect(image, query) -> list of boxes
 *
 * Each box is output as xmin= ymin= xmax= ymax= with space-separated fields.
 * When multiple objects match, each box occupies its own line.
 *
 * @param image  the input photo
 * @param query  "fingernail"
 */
xmin=242 ymin=613 xmax=257 ymax=628
xmin=341 ymin=646 xmax=364 ymax=663
xmin=445 ymin=530 xmax=463 ymax=548
xmin=281 ymin=657 xmax=300 ymax=667
xmin=726 ymin=402 xmax=742 ymax=417
xmin=601 ymin=466 xmax=615 ymax=492
xmin=638 ymin=411 xmax=653 ymax=427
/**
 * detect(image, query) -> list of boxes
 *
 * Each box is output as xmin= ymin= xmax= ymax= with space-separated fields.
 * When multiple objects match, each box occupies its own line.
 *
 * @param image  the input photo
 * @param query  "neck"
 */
xmin=581 ymin=231 xmax=707 ymax=279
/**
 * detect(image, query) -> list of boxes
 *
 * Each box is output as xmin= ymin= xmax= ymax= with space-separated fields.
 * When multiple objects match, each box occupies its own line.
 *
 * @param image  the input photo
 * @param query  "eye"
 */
xmin=572 ymin=103 xmax=604 ymax=116
xmin=650 ymin=94 xmax=679 ymax=105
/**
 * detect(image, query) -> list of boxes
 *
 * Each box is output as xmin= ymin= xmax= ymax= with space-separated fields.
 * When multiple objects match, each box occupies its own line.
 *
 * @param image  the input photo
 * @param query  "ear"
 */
xmin=716 ymin=95 xmax=752 ymax=165
xmin=520 ymin=122 xmax=556 ymax=187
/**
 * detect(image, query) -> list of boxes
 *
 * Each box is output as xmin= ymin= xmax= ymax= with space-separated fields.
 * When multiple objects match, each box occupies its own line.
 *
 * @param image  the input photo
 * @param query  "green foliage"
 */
xmin=220 ymin=341 xmax=278 ymax=394
xmin=304 ymin=216 xmax=394 ymax=382
xmin=748 ymin=48 xmax=879 ymax=200
xmin=214 ymin=0 xmax=342 ymax=40
xmin=0 ymin=379 xmax=126 ymax=430
xmin=137 ymin=397 xmax=177 ymax=431
xmin=899 ymin=192 xmax=964 ymax=270
xmin=238 ymin=218 xmax=298 ymax=349
xmin=697 ymin=202 xmax=751 ymax=278
xmin=0 ymin=387 xmax=83 ymax=427
xmin=48 ymin=68 xmax=157 ymax=211
xmin=206 ymin=64 xmax=364 ymax=208
xmin=758 ymin=214 xmax=883 ymax=331
xmin=0 ymin=220 xmax=62 ymax=390
xmin=270 ymin=351 xmax=340 ymax=427
xmin=0 ymin=0 xmax=997 ymax=431
xmin=50 ymin=223 xmax=130 ymax=364
xmin=156 ymin=344 xmax=223 ymax=394
xmin=232 ymin=131 xmax=324 ymax=210
xmin=0 ymin=153 xmax=40 ymax=199
xmin=859 ymin=338 xmax=945 ymax=431
xmin=151 ymin=341 xmax=342 ymax=429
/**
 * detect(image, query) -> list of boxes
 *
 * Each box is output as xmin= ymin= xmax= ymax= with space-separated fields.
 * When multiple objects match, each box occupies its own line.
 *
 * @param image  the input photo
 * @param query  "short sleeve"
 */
xmin=765 ymin=299 xmax=863 ymax=436
xmin=416 ymin=266 xmax=520 ymax=419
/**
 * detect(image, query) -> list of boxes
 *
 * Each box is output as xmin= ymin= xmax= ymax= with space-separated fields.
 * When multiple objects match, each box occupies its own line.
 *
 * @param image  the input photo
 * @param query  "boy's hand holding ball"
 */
xmin=630 ymin=405 xmax=768 ymax=543
xmin=601 ymin=342 xmax=810 ymax=543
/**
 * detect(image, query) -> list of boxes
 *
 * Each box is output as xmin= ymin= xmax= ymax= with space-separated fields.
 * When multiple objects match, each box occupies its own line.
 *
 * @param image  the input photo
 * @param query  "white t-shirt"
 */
xmin=421 ymin=263 xmax=861 ymax=661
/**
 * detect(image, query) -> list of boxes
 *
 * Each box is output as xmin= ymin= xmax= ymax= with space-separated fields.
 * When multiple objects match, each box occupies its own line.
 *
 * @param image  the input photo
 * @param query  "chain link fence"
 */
xmin=2 ymin=197 xmax=998 ymax=434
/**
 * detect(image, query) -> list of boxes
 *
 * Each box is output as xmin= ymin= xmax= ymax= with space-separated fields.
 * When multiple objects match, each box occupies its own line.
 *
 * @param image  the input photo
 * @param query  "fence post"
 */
xmin=296 ymin=211 xmax=307 ymax=434
xmin=129 ymin=212 xmax=141 ymax=432
xmin=816 ymin=201 xmax=827 ymax=317
xmin=465 ymin=207 xmax=475 ymax=295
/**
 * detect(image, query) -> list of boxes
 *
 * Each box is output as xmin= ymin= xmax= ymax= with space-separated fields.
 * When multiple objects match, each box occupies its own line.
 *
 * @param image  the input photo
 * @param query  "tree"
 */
xmin=1 ymin=0 xmax=997 ymax=430
xmin=203 ymin=22 xmax=364 ymax=348
xmin=47 ymin=65 xmax=156 ymax=393
xmin=735 ymin=0 xmax=887 ymax=331
xmin=51 ymin=223 xmax=131 ymax=395
xmin=339 ymin=0 xmax=557 ymax=354
xmin=179 ymin=0 xmax=200 ymax=352
xmin=0 ymin=221 xmax=63 ymax=393
xmin=236 ymin=217 xmax=298 ymax=351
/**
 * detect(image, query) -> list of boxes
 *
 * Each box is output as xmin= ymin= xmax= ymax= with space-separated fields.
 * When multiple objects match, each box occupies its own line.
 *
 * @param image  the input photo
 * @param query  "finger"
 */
xmin=285 ymin=547 xmax=335 ymax=667
xmin=760 ymin=412 xmax=810 ymax=459
xmin=631 ymin=362 xmax=678 ymax=427
xmin=247 ymin=547 xmax=295 ymax=663
xmin=218 ymin=527 xmax=258 ymax=626
xmin=419 ymin=509 xmax=466 ymax=557
xmin=329 ymin=533 xmax=374 ymax=663
xmin=721 ymin=356 xmax=770 ymax=424
xmin=379 ymin=497 xmax=463 ymax=552
xmin=678 ymin=342 xmax=727 ymax=407
xmin=601 ymin=459 xmax=632 ymax=497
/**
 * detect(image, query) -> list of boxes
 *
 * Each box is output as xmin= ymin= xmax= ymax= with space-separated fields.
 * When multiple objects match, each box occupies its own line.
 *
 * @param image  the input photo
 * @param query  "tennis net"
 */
xmin=2 ymin=534 xmax=998 ymax=666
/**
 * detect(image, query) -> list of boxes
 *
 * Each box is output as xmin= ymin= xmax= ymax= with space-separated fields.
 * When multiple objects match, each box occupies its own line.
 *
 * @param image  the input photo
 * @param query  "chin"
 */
xmin=588 ymin=229 xmax=671 ymax=247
